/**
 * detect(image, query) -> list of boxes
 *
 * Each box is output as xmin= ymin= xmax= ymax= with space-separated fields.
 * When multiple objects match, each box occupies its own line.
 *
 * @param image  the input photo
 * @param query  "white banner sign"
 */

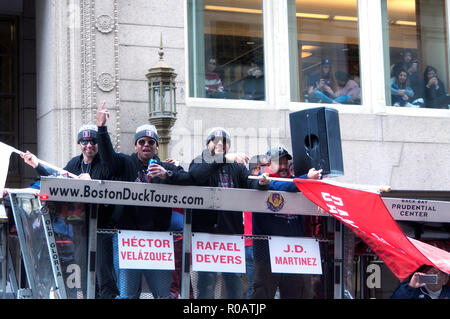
xmin=39 ymin=177 xmax=322 ymax=216
xmin=39 ymin=177 xmax=450 ymax=222
xmin=269 ymin=236 xmax=322 ymax=274
xmin=383 ymin=198 xmax=450 ymax=223
xmin=0 ymin=142 xmax=13 ymax=199
xmin=192 ymin=233 xmax=246 ymax=273
xmin=118 ymin=230 xmax=175 ymax=270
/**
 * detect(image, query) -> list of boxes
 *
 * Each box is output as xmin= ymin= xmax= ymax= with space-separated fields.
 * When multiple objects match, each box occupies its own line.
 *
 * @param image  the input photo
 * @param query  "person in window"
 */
xmin=423 ymin=65 xmax=450 ymax=109
xmin=391 ymin=49 xmax=413 ymax=77
xmin=391 ymin=68 xmax=415 ymax=107
xmin=243 ymin=61 xmax=264 ymax=100
xmin=331 ymin=71 xmax=361 ymax=105
xmin=306 ymin=58 xmax=338 ymax=103
xmin=205 ymin=57 xmax=226 ymax=98
xmin=391 ymin=266 xmax=449 ymax=299
xmin=407 ymin=60 xmax=424 ymax=106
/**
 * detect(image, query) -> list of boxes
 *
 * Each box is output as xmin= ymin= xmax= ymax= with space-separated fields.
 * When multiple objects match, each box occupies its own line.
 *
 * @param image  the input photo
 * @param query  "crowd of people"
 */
xmin=389 ymin=49 xmax=450 ymax=108
xmin=19 ymin=100 xmax=449 ymax=299
xmin=20 ymin=101 xmax=324 ymax=299
xmin=305 ymin=50 xmax=450 ymax=109
xmin=17 ymin=56 xmax=450 ymax=299
xmin=205 ymin=56 xmax=265 ymax=100
xmin=205 ymin=51 xmax=450 ymax=109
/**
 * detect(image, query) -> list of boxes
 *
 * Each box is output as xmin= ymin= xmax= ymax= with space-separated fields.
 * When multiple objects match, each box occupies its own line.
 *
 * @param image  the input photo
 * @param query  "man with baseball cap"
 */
xmin=251 ymin=146 xmax=321 ymax=299
xmin=188 ymin=127 xmax=270 ymax=299
xmin=21 ymin=123 xmax=119 ymax=299
xmin=22 ymin=124 xmax=102 ymax=178
xmin=96 ymin=101 xmax=193 ymax=299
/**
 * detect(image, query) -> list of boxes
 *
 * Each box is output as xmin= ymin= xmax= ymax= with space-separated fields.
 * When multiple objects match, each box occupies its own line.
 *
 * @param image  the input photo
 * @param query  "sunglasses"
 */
xmin=138 ymin=139 xmax=156 ymax=146
xmin=80 ymin=140 xmax=97 ymax=146
xmin=211 ymin=137 xmax=230 ymax=145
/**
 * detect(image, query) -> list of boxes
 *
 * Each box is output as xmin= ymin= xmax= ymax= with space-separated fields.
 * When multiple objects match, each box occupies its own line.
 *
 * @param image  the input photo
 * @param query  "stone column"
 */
xmin=81 ymin=0 xmax=121 ymax=151
xmin=36 ymin=0 xmax=78 ymax=166
xmin=35 ymin=0 xmax=121 ymax=167
xmin=357 ymin=0 xmax=390 ymax=112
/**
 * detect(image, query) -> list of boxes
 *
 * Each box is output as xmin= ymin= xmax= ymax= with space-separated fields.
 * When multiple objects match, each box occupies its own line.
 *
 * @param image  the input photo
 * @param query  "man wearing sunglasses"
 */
xmin=188 ymin=127 xmax=270 ymax=299
xmin=96 ymin=102 xmax=193 ymax=299
xmin=21 ymin=123 xmax=119 ymax=299
xmin=22 ymin=124 xmax=105 ymax=179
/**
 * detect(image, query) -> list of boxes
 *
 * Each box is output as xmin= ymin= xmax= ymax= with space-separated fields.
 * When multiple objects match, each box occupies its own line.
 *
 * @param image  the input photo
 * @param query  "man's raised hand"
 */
xmin=96 ymin=100 xmax=110 ymax=127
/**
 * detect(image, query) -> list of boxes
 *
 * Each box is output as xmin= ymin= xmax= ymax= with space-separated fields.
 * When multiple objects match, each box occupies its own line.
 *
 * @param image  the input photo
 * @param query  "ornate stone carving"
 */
xmin=81 ymin=1 xmax=121 ymax=149
xmin=95 ymin=14 xmax=114 ymax=33
xmin=97 ymin=72 xmax=115 ymax=92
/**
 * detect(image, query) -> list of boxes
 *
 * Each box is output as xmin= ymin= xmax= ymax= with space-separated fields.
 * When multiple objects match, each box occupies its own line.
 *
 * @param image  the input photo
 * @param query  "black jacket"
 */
xmin=36 ymin=152 xmax=109 ymax=179
xmin=97 ymin=126 xmax=193 ymax=231
xmin=391 ymin=282 xmax=450 ymax=299
xmin=36 ymin=153 xmax=115 ymax=228
xmin=189 ymin=149 xmax=269 ymax=234
xmin=424 ymin=77 xmax=449 ymax=108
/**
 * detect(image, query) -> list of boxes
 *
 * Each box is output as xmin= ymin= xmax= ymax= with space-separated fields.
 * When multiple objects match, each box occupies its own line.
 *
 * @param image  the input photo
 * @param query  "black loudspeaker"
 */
xmin=289 ymin=107 xmax=344 ymax=178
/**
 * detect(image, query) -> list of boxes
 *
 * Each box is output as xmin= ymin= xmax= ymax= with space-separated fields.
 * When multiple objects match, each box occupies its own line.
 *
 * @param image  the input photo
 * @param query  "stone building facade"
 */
xmin=1 ymin=0 xmax=450 ymax=193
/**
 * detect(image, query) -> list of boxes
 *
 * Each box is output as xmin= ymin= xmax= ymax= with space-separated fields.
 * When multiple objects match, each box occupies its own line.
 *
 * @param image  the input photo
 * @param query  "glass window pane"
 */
xmin=0 ymin=98 xmax=14 ymax=132
xmin=153 ymin=86 xmax=161 ymax=115
xmin=288 ymin=0 xmax=361 ymax=105
xmin=188 ymin=0 xmax=265 ymax=100
xmin=0 ymin=18 xmax=16 ymax=147
xmin=0 ymin=21 xmax=14 ymax=94
xmin=385 ymin=0 xmax=450 ymax=109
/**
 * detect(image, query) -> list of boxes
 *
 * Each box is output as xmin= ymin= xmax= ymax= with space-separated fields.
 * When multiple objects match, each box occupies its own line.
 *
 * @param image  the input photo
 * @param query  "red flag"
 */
xmin=294 ymin=178 xmax=450 ymax=281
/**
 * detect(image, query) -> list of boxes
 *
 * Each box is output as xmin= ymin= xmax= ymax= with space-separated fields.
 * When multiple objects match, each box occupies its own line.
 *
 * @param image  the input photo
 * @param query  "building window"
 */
xmin=384 ymin=0 xmax=450 ymax=109
xmin=187 ymin=0 xmax=265 ymax=101
xmin=0 ymin=17 xmax=17 ymax=146
xmin=288 ymin=0 xmax=361 ymax=105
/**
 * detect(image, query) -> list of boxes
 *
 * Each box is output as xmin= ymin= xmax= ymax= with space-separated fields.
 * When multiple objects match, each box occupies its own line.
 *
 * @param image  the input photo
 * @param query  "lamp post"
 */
xmin=146 ymin=35 xmax=177 ymax=161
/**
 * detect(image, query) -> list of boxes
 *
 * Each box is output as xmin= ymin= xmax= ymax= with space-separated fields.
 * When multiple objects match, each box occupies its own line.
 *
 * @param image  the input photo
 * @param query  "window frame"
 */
xmin=0 ymin=15 xmax=19 ymax=146
xmin=380 ymin=0 xmax=450 ymax=118
xmin=185 ymin=0 xmax=450 ymax=118
xmin=184 ymin=0 xmax=272 ymax=109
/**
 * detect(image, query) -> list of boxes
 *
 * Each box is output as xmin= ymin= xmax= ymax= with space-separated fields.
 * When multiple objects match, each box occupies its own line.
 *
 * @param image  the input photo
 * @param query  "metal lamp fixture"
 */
xmin=146 ymin=35 xmax=177 ymax=161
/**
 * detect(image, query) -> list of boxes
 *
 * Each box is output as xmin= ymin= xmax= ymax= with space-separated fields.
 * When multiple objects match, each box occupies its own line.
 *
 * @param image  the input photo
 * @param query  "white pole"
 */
xmin=248 ymin=175 xmax=391 ymax=193
xmin=1 ymin=142 xmax=78 ymax=179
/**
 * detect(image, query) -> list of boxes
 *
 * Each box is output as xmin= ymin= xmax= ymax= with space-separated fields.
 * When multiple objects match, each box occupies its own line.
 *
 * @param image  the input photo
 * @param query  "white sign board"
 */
xmin=0 ymin=204 xmax=7 ymax=222
xmin=38 ymin=177 xmax=450 ymax=222
xmin=0 ymin=142 xmax=13 ymax=199
xmin=383 ymin=198 xmax=450 ymax=223
xmin=118 ymin=230 xmax=175 ymax=270
xmin=39 ymin=177 xmax=322 ymax=216
xmin=269 ymin=236 xmax=322 ymax=274
xmin=192 ymin=233 xmax=246 ymax=273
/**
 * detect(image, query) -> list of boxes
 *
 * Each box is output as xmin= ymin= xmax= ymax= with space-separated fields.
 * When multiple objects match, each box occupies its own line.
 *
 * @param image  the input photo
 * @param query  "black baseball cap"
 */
xmin=206 ymin=127 xmax=231 ymax=146
xmin=266 ymin=147 xmax=292 ymax=161
xmin=77 ymin=124 xmax=98 ymax=143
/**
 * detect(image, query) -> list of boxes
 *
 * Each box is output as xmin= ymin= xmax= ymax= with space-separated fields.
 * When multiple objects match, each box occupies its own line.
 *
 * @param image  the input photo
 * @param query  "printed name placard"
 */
xmin=118 ymin=230 xmax=175 ymax=270
xmin=269 ymin=236 xmax=322 ymax=274
xmin=192 ymin=233 xmax=246 ymax=273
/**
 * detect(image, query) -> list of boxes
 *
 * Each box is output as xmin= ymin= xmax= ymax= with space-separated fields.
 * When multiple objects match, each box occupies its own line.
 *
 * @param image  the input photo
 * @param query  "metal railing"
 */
xmin=1 ymin=177 xmax=449 ymax=299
